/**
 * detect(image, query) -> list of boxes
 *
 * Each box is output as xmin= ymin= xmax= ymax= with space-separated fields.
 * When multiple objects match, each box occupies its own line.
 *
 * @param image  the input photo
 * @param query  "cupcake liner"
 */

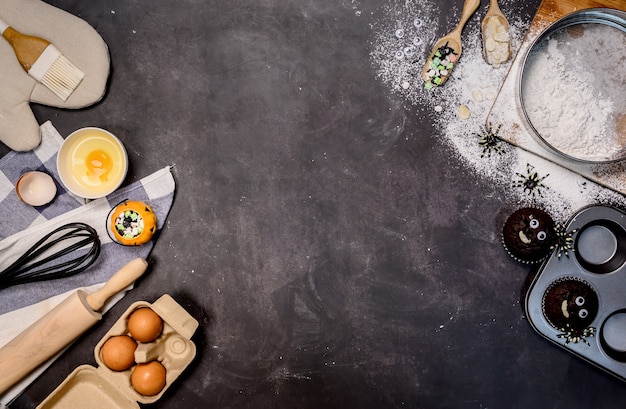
xmin=541 ymin=276 xmax=599 ymax=332
xmin=501 ymin=207 xmax=556 ymax=264
xmin=502 ymin=234 xmax=550 ymax=264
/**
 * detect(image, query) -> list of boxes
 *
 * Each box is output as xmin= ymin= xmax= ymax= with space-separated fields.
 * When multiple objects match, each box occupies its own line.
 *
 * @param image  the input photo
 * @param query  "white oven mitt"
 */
xmin=0 ymin=0 xmax=110 ymax=151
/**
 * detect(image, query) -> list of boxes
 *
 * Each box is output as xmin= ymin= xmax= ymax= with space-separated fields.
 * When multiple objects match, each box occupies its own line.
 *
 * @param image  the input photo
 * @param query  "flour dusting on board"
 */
xmin=369 ymin=0 xmax=626 ymax=222
xmin=521 ymin=24 xmax=626 ymax=161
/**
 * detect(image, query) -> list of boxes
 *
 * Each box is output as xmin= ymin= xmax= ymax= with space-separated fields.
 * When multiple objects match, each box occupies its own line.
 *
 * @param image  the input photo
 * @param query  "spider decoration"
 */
xmin=550 ymin=223 xmax=577 ymax=259
xmin=513 ymin=163 xmax=550 ymax=198
xmin=556 ymin=324 xmax=596 ymax=346
xmin=473 ymin=123 xmax=504 ymax=157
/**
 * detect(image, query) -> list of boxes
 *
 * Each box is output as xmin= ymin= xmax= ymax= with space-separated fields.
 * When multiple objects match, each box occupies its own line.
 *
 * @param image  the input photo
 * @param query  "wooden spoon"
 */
xmin=422 ymin=0 xmax=480 ymax=88
xmin=481 ymin=0 xmax=511 ymax=66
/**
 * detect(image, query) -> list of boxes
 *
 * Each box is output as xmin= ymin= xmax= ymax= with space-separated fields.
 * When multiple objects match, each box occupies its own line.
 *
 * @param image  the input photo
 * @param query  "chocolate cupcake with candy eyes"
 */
xmin=502 ymin=207 xmax=557 ymax=264
xmin=542 ymin=277 xmax=599 ymax=333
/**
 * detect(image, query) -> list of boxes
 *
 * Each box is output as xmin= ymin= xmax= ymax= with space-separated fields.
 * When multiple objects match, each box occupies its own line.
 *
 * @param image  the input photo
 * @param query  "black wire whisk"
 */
xmin=0 ymin=222 xmax=100 ymax=289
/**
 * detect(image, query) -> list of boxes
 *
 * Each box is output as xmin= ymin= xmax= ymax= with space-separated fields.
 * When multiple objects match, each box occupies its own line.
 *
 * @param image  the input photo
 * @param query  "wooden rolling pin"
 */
xmin=0 ymin=258 xmax=148 ymax=395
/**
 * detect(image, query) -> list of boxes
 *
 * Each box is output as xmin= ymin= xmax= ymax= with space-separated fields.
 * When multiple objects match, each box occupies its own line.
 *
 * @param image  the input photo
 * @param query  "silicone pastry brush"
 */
xmin=0 ymin=17 xmax=84 ymax=101
xmin=422 ymin=0 xmax=480 ymax=89
xmin=481 ymin=0 xmax=511 ymax=67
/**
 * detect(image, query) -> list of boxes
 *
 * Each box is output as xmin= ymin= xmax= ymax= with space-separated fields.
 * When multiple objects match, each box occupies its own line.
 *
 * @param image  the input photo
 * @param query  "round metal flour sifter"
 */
xmin=518 ymin=8 xmax=626 ymax=164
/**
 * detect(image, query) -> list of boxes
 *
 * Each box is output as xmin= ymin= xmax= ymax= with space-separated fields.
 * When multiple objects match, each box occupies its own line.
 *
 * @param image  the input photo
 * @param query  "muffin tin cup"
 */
xmin=526 ymin=205 xmax=626 ymax=381
xmin=36 ymin=294 xmax=199 ymax=409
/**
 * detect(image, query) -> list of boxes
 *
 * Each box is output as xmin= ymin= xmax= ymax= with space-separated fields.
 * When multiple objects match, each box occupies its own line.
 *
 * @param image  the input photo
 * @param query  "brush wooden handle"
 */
xmin=0 ymin=21 xmax=50 ymax=72
xmin=0 ymin=258 xmax=148 ymax=395
xmin=0 ymin=15 xmax=84 ymax=101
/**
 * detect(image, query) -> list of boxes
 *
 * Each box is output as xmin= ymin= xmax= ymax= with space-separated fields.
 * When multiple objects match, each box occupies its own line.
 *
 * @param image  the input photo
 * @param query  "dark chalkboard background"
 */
xmin=5 ymin=0 xmax=626 ymax=408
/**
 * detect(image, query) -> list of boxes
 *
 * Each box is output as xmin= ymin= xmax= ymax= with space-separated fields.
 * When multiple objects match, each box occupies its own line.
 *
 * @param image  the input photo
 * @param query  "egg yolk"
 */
xmin=85 ymin=149 xmax=113 ymax=180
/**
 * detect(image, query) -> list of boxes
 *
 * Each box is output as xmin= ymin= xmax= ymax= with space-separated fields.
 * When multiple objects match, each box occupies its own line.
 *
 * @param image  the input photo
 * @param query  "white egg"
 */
xmin=16 ymin=171 xmax=57 ymax=206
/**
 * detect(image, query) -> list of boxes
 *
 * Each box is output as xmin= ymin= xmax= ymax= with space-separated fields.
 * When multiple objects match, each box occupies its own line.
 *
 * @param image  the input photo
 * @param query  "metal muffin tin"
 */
xmin=526 ymin=205 xmax=626 ymax=381
xmin=518 ymin=8 xmax=626 ymax=164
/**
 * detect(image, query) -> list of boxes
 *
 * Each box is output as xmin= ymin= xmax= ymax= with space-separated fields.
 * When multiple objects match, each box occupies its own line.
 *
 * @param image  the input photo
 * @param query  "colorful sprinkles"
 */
xmin=114 ymin=209 xmax=144 ymax=239
xmin=424 ymin=42 xmax=457 ymax=89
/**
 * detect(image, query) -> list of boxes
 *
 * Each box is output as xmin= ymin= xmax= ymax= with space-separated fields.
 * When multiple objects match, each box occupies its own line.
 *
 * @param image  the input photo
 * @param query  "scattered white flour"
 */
xmin=522 ymin=23 xmax=626 ymax=161
xmin=369 ymin=0 xmax=626 ymax=222
xmin=350 ymin=0 xmax=362 ymax=16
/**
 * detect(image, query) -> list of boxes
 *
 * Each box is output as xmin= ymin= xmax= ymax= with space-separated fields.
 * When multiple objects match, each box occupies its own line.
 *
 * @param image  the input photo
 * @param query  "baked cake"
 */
xmin=502 ymin=207 xmax=556 ymax=264
xmin=542 ymin=277 xmax=599 ymax=332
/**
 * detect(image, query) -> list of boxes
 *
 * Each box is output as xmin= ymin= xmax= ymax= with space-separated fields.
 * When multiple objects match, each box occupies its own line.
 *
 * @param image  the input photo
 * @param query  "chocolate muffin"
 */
xmin=502 ymin=207 xmax=557 ymax=264
xmin=542 ymin=277 xmax=599 ymax=332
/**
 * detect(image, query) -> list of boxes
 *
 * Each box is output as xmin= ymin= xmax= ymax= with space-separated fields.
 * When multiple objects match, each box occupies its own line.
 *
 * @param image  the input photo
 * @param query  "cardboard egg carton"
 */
xmin=36 ymin=294 xmax=199 ymax=408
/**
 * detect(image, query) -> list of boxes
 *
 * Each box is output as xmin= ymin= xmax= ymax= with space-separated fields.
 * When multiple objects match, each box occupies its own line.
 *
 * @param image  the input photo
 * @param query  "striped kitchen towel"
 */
xmin=0 ymin=121 xmax=175 ymax=404
xmin=0 ymin=120 xmax=175 ymax=315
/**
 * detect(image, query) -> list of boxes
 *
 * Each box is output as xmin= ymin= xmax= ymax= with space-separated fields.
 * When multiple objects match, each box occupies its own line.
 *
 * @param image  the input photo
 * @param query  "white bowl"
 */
xmin=57 ymin=127 xmax=128 ymax=199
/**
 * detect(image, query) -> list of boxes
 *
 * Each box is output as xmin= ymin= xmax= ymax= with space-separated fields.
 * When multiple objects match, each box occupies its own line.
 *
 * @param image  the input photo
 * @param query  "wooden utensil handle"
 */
xmin=488 ymin=0 xmax=504 ymax=16
xmin=454 ymin=0 xmax=481 ymax=33
xmin=0 ymin=24 xmax=49 ymax=71
xmin=0 ymin=258 xmax=148 ymax=395
xmin=86 ymin=258 xmax=149 ymax=311
xmin=0 ymin=291 xmax=100 ymax=395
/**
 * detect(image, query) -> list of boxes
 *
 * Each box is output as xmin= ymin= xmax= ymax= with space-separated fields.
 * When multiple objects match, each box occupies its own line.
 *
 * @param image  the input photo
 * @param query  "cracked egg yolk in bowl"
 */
xmin=57 ymin=127 xmax=128 ymax=199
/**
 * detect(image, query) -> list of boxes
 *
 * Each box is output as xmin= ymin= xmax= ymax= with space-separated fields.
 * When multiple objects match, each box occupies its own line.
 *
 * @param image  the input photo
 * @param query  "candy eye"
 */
xmin=395 ymin=28 xmax=405 ymax=39
xmin=537 ymin=231 xmax=547 ymax=241
xmin=529 ymin=218 xmax=540 ymax=229
xmin=578 ymin=309 xmax=589 ymax=319
xmin=575 ymin=296 xmax=585 ymax=306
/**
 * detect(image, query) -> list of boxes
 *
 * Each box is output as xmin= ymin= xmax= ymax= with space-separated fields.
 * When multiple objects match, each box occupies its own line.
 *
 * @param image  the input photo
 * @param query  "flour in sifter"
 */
xmin=521 ymin=23 xmax=626 ymax=162
xmin=369 ymin=0 xmax=626 ymax=222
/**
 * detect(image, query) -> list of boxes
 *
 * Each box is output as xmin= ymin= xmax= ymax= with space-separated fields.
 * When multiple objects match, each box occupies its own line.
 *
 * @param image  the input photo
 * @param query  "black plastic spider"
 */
xmin=513 ymin=163 xmax=550 ymax=198
xmin=473 ymin=123 xmax=504 ymax=157
xmin=550 ymin=223 xmax=577 ymax=259
xmin=556 ymin=324 xmax=596 ymax=346
xmin=437 ymin=42 xmax=457 ymax=59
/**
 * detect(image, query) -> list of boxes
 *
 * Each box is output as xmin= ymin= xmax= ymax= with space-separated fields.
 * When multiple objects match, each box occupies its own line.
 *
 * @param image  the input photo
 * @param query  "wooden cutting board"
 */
xmin=486 ymin=0 xmax=626 ymax=194
xmin=534 ymin=0 xmax=625 ymax=25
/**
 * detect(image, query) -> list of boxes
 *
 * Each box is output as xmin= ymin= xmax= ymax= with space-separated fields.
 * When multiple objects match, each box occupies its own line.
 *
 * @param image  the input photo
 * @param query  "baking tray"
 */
xmin=526 ymin=205 xmax=626 ymax=381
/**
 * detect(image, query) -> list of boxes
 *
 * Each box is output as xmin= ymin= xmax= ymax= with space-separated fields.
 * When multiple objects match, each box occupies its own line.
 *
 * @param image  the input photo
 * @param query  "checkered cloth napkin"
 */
xmin=0 ymin=121 xmax=175 ymax=403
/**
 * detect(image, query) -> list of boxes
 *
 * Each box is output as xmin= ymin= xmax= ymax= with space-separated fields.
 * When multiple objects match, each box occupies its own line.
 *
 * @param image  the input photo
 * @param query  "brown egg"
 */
xmin=127 ymin=307 xmax=163 ymax=342
xmin=131 ymin=361 xmax=167 ymax=396
xmin=101 ymin=335 xmax=137 ymax=371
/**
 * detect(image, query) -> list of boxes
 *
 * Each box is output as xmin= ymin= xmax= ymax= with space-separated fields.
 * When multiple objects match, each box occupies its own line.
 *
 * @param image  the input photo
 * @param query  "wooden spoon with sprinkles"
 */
xmin=481 ymin=0 xmax=511 ymax=67
xmin=422 ymin=0 xmax=480 ymax=89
